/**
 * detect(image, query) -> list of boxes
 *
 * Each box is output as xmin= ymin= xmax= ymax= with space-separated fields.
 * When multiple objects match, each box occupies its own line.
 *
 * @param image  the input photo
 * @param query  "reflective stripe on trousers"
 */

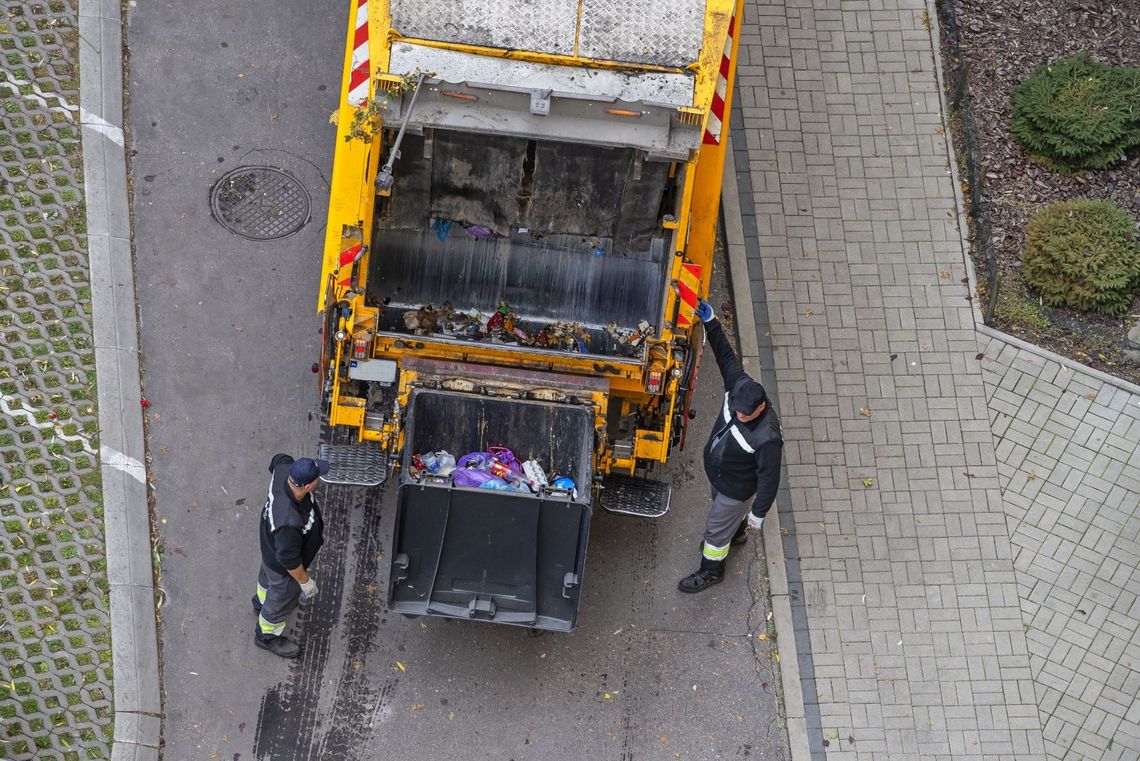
xmin=703 ymin=541 xmax=730 ymax=561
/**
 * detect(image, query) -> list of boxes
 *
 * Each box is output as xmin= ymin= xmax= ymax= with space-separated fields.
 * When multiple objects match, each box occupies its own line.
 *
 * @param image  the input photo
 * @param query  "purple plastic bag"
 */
xmin=452 ymin=467 xmax=497 ymax=488
xmin=457 ymin=451 xmax=494 ymax=470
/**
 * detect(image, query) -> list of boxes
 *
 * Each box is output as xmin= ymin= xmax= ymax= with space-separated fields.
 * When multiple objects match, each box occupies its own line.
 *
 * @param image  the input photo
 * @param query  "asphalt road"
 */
xmin=126 ymin=2 xmax=788 ymax=759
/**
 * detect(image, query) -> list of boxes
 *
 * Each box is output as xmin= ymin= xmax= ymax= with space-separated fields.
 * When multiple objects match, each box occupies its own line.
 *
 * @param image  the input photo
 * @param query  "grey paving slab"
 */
xmin=732 ymin=0 xmax=1049 ymax=758
xmin=981 ymin=345 xmax=1140 ymax=761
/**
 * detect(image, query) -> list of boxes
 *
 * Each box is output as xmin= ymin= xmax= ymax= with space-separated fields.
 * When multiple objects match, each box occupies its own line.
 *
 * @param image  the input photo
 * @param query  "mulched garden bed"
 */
xmin=942 ymin=0 xmax=1140 ymax=384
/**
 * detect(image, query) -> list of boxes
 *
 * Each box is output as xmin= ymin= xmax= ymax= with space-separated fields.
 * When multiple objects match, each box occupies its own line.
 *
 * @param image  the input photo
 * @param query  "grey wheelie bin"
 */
xmin=387 ymin=388 xmax=594 ymax=632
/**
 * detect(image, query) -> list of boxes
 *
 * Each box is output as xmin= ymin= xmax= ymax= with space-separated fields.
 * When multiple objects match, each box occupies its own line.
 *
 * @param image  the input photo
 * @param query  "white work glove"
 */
xmin=747 ymin=513 xmax=764 ymax=531
xmin=299 ymin=577 xmax=318 ymax=601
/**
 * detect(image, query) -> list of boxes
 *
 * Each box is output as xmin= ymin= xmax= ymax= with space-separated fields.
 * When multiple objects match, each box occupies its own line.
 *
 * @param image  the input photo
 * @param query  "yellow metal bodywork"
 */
xmin=320 ymin=0 xmax=743 ymax=475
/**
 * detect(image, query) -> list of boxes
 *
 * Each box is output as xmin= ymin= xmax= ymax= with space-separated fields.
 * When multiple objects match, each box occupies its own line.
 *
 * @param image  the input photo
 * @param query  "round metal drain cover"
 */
xmin=210 ymin=166 xmax=311 ymax=240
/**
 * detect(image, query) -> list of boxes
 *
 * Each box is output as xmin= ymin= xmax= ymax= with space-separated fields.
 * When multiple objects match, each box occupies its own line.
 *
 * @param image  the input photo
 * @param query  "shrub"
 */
xmin=1011 ymin=53 xmax=1140 ymax=172
xmin=1021 ymin=199 xmax=1140 ymax=315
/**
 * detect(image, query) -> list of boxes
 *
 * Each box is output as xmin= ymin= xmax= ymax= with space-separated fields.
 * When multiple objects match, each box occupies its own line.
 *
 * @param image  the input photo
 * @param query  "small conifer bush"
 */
xmin=1011 ymin=53 xmax=1140 ymax=172
xmin=1021 ymin=199 xmax=1140 ymax=315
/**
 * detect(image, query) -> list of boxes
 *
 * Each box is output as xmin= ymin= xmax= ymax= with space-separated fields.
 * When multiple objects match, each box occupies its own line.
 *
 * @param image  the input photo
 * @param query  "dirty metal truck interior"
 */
xmin=368 ymin=129 xmax=678 ymax=358
xmin=389 ymin=389 xmax=594 ymax=631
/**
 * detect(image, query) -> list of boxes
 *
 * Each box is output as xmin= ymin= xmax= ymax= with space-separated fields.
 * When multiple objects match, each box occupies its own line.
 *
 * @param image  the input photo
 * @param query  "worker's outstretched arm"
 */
xmin=697 ymin=301 xmax=747 ymax=393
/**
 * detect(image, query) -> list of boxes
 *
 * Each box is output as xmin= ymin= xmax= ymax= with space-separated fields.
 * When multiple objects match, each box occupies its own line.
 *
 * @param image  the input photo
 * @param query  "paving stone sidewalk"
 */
xmin=1 ymin=2 xmax=114 ymax=758
xmin=732 ymin=0 xmax=1047 ymax=758
xmin=980 ymin=336 xmax=1140 ymax=761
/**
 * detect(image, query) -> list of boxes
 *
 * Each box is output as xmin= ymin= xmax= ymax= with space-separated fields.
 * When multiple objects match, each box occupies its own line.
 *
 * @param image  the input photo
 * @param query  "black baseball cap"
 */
xmin=289 ymin=457 xmax=330 ymax=486
xmin=731 ymin=377 xmax=767 ymax=414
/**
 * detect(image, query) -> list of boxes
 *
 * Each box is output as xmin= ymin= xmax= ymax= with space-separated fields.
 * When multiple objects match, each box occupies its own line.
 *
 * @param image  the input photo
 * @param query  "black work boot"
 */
xmin=677 ymin=556 xmax=726 ymax=593
xmin=251 ymin=595 xmax=262 ymax=615
xmin=255 ymin=633 xmax=301 ymax=659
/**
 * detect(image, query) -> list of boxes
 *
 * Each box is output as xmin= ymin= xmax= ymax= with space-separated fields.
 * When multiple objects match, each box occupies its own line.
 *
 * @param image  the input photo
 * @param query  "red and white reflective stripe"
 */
xmin=337 ymin=242 xmax=363 ymax=286
xmin=347 ymin=0 xmax=370 ymax=106
xmin=674 ymin=262 xmax=703 ymax=328
xmin=703 ymin=13 xmax=735 ymax=146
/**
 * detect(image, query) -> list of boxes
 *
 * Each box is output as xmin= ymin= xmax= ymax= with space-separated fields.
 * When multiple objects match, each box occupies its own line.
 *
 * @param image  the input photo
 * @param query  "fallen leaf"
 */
xmin=238 ymin=722 xmax=245 ymax=733
xmin=822 ymin=739 xmax=830 ymax=747
xmin=411 ymin=703 xmax=423 ymax=712
xmin=659 ymin=736 xmax=669 ymax=745
xmin=939 ymin=269 xmax=950 ymax=279
xmin=353 ymin=660 xmax=363 ymax=673
xmin=396 ymin=661 xmax=406 ymax=672
xmin=1085 ymin=393 xmax=1097 ymax=401
xmin=975 ymin=352 xmax=985 ymax=360
xmin=803 ymin=309 xmax=813 ymax=317
xmin=757 ymin=633 xmax=768 ymax=641
xmin=859 ymin=407 xmax=871 ymax=417
xmin=962 ymin=471 xmax=975 ymax=478
xmin=890 ymin=353 xmax=898 ymax=360
xmin=862 ymin=478 xmax=874 ymax=487
xmin=448 ymin=711 xmax=455 ymax=720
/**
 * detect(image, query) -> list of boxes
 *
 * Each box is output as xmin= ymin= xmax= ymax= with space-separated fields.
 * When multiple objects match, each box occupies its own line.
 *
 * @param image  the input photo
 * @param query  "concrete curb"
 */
xmin=78 ymin=0 xmax=162 ymax=758
xmin=922 ymin=0 xmax=1140 ymax=398
xmin=721 ymin=139 xmax=811 ymax=761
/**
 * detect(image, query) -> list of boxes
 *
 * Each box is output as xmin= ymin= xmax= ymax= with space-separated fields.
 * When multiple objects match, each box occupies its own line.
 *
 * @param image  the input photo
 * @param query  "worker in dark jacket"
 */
xmin=679 ymin=300 xmax=783 ymax=593
xmin=253 ymin=454 xmax=328 ymax=658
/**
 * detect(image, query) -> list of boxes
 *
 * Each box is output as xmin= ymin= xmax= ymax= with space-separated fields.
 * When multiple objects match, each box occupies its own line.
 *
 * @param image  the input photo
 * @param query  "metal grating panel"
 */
xmin=599 ymin=475 xmax=672 ymax=517
xmin=579 ymin=0 xmax=707 ymax=66
xmin=390 ymin=0 xmax=578 ymax=56
xmin=319 ymin=442 xmax=388 ymax=486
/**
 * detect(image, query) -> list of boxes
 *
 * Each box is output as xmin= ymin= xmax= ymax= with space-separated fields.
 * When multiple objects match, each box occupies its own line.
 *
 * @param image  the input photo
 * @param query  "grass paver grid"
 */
xmin=1 ymin=1 xmax=113 ymax=758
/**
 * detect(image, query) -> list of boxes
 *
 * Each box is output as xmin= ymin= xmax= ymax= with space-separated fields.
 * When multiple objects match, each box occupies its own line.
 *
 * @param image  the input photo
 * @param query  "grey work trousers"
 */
xmin=256 ymin=563 xmax=300 ymax=637
xmin=702 ymin=487 xmax=751 ymax=560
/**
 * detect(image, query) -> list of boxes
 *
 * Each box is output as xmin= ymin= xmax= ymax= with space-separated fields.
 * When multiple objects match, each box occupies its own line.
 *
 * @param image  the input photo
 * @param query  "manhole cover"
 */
xmin=210 ymin=166 xmax=311 ymax=240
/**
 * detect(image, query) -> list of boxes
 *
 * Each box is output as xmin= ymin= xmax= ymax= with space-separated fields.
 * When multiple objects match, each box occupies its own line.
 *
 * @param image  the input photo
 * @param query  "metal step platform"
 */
xmin=318 ymin=442 xmax=388 ymax=486
xmin=599 ymin=475 xmax=671 ymax=518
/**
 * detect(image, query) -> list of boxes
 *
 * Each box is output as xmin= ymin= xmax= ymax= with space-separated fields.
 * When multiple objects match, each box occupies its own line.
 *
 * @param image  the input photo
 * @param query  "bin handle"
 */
xmin=562 ymin=572 xmax=580 ymax=600
xmin=468 ymin=597 xmax=496 ymax=617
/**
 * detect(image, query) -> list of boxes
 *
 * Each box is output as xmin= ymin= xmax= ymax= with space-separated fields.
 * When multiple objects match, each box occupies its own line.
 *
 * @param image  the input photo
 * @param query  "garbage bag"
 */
xmin=452 ymin=467 xmax=498 ymax=488
xmin=457 ymin=451 xmax=495 ymax=470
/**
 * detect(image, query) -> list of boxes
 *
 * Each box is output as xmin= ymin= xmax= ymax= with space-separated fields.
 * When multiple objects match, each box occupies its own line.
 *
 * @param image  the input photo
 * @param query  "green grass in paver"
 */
xmin=0 ymin=3 xmax=113 ymax=760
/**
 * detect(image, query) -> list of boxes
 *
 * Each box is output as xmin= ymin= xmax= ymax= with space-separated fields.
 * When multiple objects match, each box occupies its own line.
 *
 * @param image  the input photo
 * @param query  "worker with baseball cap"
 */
xmin=253 ymin=454 xmax=329 ymax=658
xmin=679 ymin=300 xmax=784 ymax=593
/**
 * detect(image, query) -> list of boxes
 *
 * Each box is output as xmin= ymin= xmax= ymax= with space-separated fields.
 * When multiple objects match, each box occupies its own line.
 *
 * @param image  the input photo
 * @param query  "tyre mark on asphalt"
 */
xmin=309 ymin=482 xmax=396 ymax=760
xmin=618 ymin=516 xmax=657 ymax=761
xmin=252 ymin=482 xmax=354 ymax=760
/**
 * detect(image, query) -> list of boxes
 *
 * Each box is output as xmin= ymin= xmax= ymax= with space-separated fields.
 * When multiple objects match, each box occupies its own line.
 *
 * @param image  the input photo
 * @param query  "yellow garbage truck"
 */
xmin=318 ymin=0 xmax=742 ymax=631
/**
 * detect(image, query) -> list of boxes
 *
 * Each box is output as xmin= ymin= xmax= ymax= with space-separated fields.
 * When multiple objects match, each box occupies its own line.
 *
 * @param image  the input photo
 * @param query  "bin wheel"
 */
xmin=401 ymin=613 xmax=420 ymax=620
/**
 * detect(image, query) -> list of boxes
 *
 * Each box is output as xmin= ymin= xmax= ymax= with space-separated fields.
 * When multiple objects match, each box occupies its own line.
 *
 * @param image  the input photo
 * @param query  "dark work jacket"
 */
xmin=259 ymin=454 xmax=325 ymax=575
xmin=701 ymin=319 xmax=783 ymax=513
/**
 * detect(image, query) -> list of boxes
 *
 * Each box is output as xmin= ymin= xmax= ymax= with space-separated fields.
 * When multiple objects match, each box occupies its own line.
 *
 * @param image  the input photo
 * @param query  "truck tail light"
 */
xmin=352 ymin=335 xmax=370 ymax=359
xmin=646 ymin=368 xmax=665 ymax=394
